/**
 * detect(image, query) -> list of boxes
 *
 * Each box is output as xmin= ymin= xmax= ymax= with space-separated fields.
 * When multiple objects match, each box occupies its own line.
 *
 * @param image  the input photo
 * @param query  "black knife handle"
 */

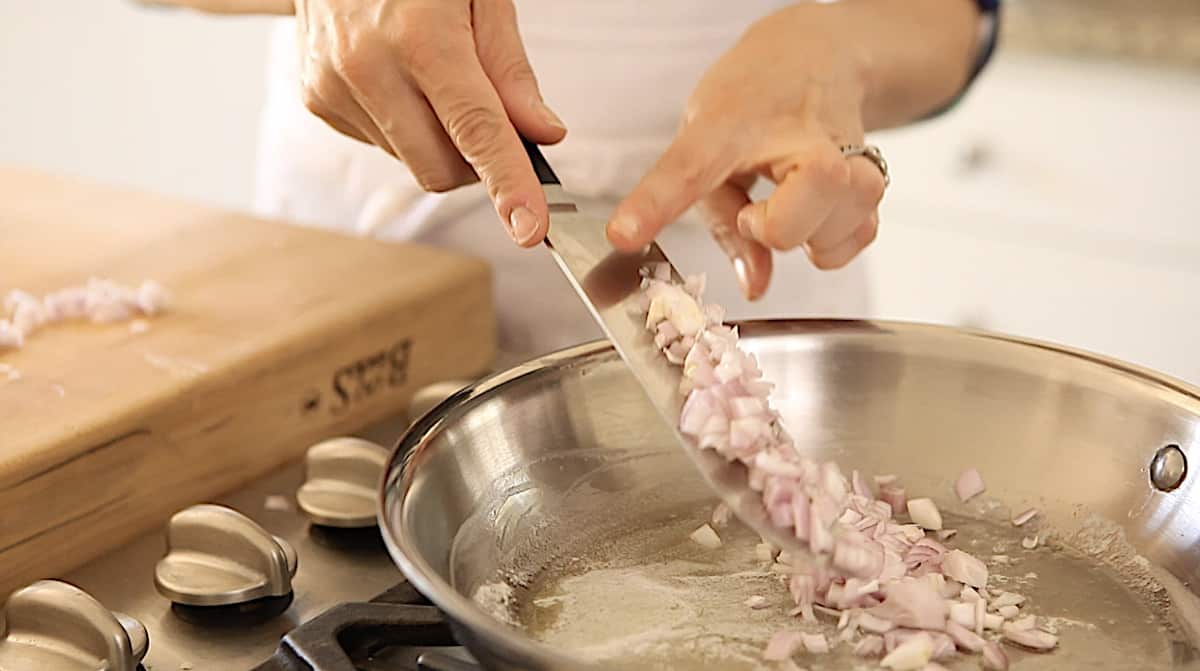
xmin=521 ymin=137 xmax=560 ymax=186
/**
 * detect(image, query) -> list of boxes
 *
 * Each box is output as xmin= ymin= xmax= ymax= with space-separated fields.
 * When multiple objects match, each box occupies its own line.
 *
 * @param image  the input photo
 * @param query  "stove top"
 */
xmin=41 ymin=416 xmax=484 ymax=671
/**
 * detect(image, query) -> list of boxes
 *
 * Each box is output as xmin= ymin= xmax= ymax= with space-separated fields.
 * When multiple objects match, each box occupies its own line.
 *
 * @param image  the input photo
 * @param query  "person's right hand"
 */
xmin=295 ymin=0 xmax=567 ymax=246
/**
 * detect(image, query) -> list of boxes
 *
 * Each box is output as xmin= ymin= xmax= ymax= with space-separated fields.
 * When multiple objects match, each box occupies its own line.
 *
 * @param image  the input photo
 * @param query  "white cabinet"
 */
xmin=863 ymin=52 xmax=1200 ymax=385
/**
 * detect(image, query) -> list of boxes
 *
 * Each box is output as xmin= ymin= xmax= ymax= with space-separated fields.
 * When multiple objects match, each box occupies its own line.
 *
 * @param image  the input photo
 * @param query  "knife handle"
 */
xmin=521 ymin=137 xmax=560 ymax=186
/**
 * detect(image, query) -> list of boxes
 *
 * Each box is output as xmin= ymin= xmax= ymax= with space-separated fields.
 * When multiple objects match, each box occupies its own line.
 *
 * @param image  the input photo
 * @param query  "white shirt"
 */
xmin=253 ymin=1 xmax=870 ymax=361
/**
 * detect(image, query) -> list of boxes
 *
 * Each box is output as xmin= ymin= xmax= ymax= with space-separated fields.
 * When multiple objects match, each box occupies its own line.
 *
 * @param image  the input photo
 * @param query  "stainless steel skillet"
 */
xmin=380 ymin=320 xmax=1200 ymax=670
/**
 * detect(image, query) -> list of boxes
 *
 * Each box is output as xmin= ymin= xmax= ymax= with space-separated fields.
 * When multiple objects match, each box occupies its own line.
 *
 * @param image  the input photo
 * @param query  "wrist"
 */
xmin=863 ymin=0 xmax=984 ymax=128
xmin=766 ymin=0 xmax=981 ymax=131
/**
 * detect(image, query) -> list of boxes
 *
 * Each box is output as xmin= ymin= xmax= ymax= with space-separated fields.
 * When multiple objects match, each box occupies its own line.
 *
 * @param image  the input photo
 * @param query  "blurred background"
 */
xmin=1 ymin=0 xmax=1198 ymax=383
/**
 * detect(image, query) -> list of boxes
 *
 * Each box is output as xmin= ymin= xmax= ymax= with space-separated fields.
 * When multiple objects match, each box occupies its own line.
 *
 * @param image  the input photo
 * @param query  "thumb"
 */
xmin=474 ymin=0 xmax=567 ymax=145
xmin=607 ymin=124 xmax=735 ymax=252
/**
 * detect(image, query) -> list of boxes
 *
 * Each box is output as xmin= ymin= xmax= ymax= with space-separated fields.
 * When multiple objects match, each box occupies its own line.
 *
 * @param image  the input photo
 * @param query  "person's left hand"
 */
xmin=604 ymin=4 xmax=888 ymax=301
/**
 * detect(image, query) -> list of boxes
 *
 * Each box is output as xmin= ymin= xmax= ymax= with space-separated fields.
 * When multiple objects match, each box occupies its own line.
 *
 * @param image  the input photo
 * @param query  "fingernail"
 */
xmin=533 ymin=98 xmax=566 ymax=131
xmin=609 ymin=214 xmax=641 ymax=244
xmin=509 ymin=206 xmax=540 ymax=245
xmin=733 ymin=256 xmax=751 ymax=296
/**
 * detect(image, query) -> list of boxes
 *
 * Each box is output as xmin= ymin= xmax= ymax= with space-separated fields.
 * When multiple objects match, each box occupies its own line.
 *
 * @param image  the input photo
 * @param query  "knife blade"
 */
xmin=523 ymin=139 xmax=809 ymax=558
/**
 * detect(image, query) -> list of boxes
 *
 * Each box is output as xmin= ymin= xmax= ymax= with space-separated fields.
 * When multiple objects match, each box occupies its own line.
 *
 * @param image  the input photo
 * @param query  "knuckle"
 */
xmin=758 ymin=222 xmax=800 ymax=252
xmin=806 ymin=153 xmax=852 ymax=191
xmin=492 ymin=56 xmax=537 ymax=87
xmin=299 ymin=62 xmax=332 ymax=109
xmin=300 ymin=71 xmax=354 ymax=132
xmin=307 ymin=71 xmax=343 ymax=106
xmin=862 ymin=170 xmax=887 ymax=204
xmin=755 ymin=207 xmax=803 ymax=251
xmin=395 ymin=30 xmax=436 ymax=70
xmin=812 ymin=254 xmax=846 ymax=271
xmin=390 ymin=9 xmax=423 ymax=48
xmin=812 ymin=245 xmax=854 ymax=270
xmin=858 ymin=218 xmax=880 ymax=247
xmin=445 ymin=104 xmax=506 ymax=155
xmin=300 ymin=86 xmax=327 ymax=117
xmin=330 ymin=46 xmax=376 ymax=85
xmin=412 ymin=166 xmax=475 ymax=193
xmin=393 ymin=8 xmax=459 ymax=70
xmin=674 ymin=165 xmax=710 ymax=201
xmin=413 ymin=171 xmax=461 ymax=194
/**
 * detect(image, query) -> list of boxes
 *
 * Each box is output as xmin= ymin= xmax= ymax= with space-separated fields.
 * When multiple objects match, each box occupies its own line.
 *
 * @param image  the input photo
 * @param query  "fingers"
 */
xmin=298 ymin=1 xmax=552 ymax=247
xmin=734 ymin=145 xmax=883 ymax=273
xmin=608 ymin=123 xmax=735 ymax=252
xmin=306 ymin=101 xmax=374 ymax=148
xmin=300 ymin=69 xmax=390 ymax=152
xmin=300 ymin=9 xmax=477 ymax=189
xmin=736 ymin=144 xmax=850 ymax=250
xmin=613 ymin=131 xmax=884 ymax=301
xmin=473 ymin=0 xmax=567 ymax=145
xmin=807 ymin=151 xmax=887 ymax=251
xmin=700 ymin=180 xmax=773 ymax=301
xmin=809 ymin=213 xmax=879 ymax=270
xmin=295 ymin=3 xmax=379 ymax=149
xmin=403 ymin=34 xmax=550 ymax=246
xmin=338 ymin=58 xmax=478 ymax=191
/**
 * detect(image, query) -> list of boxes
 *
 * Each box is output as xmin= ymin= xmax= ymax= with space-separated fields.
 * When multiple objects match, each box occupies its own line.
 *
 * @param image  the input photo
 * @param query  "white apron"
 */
xmin=253 ymin=0 xmax=871 ymax=362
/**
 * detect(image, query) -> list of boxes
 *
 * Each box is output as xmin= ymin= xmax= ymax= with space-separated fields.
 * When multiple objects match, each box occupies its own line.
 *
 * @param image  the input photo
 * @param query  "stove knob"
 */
xmin=408 ymin=380 xmax=472 ymax=422
xmin=154 ymin=504 xmax=297 ymax=607
xmin=296 ymin=437 xmax=388 ymax=528
xmin=0 ymin=580 xmax=149 ymax=671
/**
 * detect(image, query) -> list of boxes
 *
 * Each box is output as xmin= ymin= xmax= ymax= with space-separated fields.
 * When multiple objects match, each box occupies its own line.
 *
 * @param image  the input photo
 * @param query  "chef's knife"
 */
xmin=523 ymin=139 xmax=810 ymax=559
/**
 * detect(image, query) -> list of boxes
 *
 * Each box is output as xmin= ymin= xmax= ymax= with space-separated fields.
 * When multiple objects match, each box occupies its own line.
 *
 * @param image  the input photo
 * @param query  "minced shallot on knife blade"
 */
xmin=637 ymin=265 xmax=1056 ymax=670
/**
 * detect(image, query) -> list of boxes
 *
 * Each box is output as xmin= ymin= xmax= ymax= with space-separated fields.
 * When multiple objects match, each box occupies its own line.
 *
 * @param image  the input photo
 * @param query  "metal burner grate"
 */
xmin=253 ymin=583 xmax=483 ymax=671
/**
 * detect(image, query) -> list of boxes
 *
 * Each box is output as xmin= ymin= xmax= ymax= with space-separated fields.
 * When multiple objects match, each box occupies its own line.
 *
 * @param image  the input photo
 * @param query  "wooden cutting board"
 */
xmin=0 ymin=168 xmax=496 ymax=597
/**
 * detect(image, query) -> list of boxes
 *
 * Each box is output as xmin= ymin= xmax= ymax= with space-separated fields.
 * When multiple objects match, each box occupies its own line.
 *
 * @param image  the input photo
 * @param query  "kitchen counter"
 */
xmin=1001 ymin=0 xmax=1200 ymax=70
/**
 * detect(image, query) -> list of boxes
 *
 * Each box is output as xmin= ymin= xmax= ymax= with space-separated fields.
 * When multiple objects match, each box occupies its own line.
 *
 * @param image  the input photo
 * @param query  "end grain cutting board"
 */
xmin=0 ymin=168 xmax=496 ymax=597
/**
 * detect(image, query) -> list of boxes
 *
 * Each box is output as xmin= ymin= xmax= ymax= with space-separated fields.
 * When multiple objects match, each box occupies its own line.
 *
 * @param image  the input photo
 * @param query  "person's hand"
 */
xmin=605 ymin=5 xmax=891 ymax=300
xmin=295 ymin=0 xmax=566 ymax=246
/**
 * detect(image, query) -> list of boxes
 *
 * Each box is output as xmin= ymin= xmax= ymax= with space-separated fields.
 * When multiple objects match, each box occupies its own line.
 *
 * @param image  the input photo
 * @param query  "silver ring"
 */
xmin=840 ymin=144 xmax=890 ymax=188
